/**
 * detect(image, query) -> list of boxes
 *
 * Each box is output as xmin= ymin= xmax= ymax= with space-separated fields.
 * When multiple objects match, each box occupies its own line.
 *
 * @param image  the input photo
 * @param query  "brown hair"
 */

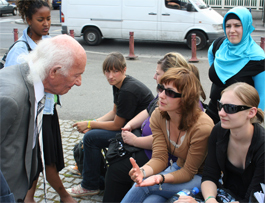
xmin=160 ymin=68 xmax=202 ymax=131
xmin=188 ymin=63 xmax=206 ymax=101
xmin=16 ymin=0 xmax=50 ymax=23
xmin=102 ymin=52 xmax=126 ymax=73
xmin=221 ymin=82 xmax=264 ymax=124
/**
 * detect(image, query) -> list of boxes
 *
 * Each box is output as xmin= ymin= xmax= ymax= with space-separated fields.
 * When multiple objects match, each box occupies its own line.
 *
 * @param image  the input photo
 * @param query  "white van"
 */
xmin=61 ymin=0 xmax=224 ymax=50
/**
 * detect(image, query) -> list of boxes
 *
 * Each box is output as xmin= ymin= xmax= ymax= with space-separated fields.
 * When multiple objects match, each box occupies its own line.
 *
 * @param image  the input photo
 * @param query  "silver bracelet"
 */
xmin=140 ymin=167 xmax=146 ymax=178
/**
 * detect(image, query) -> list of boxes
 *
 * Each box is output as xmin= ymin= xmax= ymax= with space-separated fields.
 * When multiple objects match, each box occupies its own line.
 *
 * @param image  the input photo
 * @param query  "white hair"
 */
xmin=24 ymin=36 xmax=76 ymax=83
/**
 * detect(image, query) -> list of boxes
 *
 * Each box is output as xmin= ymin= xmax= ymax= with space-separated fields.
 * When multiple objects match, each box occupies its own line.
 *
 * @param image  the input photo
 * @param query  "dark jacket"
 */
xmin=202 ymin=122 xmax=265 ymax=202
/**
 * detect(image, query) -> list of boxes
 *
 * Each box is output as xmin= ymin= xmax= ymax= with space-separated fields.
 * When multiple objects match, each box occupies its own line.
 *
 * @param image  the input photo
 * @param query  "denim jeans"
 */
xmin=81 ymin=129 xmax=120 ymax=190
xmin=121 ymin=162 xmax=202 ymax=203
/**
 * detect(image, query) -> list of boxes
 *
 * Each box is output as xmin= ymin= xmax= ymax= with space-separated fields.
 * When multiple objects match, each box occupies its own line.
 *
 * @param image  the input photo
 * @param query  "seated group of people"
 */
xmin=65 ymin=6 xmax=265 ymax=203
xmin=0 ymin=5 xmax=264 ymax=203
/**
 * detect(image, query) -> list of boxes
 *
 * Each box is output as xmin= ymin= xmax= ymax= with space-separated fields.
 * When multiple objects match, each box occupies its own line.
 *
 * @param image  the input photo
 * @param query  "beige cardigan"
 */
xmin=147 ymin=107 xmax=214 ymax=184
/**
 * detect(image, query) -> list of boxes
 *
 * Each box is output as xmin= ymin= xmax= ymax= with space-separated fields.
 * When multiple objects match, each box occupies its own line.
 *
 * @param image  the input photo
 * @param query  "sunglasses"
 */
xmin=157 ymin=84 xmax=182 ymax=98
xmin=217 ymin=100 xmax=251 ymax=114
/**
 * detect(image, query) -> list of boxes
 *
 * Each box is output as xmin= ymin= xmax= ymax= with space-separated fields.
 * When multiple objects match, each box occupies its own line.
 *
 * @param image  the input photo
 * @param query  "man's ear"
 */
xmin=49 ymin=66 xmax=62 ymax=79
xmin=248 ymin=107 xmax=258 ymax=119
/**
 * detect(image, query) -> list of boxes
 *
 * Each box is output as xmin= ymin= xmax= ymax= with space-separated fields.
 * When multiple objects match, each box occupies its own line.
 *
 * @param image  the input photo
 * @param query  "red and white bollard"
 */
xmin=260 ymin=37 xmax=265 ymax=51
xmin=13 ymin=28 xmax=18 ymax=42
xmin=126 ymin=32 xmax=138 ymax=60
xmin=69 ymin=29 xmax=74 ymax=38
xmin=189 ymin=33 xmax=199 ymax=63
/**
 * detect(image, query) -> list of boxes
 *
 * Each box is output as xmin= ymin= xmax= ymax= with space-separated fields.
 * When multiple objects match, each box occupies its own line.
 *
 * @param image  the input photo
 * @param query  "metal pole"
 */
xmin=13 ymin=28 xmax=18 ymax=42
xmin=70 ymin=30 xmax=74 ymax=38
xmin=126 ymin=32 xmax=138 ymax=60
xmin=189 ymin=33 xmax=199 ymax=63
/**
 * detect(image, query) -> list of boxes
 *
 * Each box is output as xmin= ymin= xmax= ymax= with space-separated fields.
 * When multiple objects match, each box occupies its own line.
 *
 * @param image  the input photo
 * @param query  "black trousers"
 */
xmin=103 ymin=150 xmax=149 ymax=203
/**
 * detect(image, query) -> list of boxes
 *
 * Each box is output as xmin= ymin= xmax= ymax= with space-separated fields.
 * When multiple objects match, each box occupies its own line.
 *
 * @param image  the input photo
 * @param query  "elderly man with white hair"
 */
xmin=0 ymin=34 xmax=87 ymax=202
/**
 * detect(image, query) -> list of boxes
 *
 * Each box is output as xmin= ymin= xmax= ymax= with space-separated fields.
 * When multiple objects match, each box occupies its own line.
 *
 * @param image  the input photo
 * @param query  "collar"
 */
xmin=30 ymin=60 xmax=45 ymax=102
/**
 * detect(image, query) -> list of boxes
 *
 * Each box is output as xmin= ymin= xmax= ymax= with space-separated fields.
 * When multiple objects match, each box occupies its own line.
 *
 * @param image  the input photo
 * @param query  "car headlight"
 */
xmin=213 ymin=24 xmax=223 ymax=31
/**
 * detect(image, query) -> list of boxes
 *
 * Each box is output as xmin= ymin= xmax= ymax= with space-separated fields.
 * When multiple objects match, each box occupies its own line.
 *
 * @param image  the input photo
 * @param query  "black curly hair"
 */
xmin=16 ymin=0 xmax=51 ymax=22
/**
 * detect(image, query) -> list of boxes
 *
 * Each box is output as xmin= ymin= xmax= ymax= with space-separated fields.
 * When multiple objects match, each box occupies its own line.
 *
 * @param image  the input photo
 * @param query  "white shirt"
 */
xmin=32 ymin=62 xmax=45 ymax=148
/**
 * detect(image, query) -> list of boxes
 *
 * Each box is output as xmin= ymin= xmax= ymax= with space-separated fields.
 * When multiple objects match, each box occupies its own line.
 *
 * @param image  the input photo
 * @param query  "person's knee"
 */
xmin=83 ymin=130 xmax=95 ymax=144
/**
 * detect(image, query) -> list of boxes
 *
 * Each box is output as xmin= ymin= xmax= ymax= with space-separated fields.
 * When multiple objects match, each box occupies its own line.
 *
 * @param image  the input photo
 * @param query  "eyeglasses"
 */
xmin=217 ymin=100 xmax=251 ymax=114
xmin=157 ymin=84 xmax=182 ymax=98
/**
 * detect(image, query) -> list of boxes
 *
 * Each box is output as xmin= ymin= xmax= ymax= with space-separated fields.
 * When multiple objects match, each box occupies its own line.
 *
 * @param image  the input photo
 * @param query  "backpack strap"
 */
xmin=212 ymin=36 xmax=226 ymax=58
xmin=1 ymin=40 xmax=32 ymax=69
xmin=11 ymin=40 xmax=32 ymax=52
xmin=7 ymin=40 xmax=32 ymax=53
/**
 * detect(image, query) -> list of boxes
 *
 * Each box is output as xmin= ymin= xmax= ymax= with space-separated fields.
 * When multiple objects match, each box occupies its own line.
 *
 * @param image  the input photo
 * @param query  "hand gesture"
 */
xmin=137 ymin=174 xmax=162 ymax=187
xmin=129 ymin=157 xmax=143 ymax=185
xmin=73 ymin=121 xmax=88 ymax=133
xmin=121 ymin=130 xmax=137 ymax=146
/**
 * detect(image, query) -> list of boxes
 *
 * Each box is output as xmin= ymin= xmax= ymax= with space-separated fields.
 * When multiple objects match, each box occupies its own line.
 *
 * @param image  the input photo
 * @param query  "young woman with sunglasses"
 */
xmin=103 ymin=52 xmax=195 ymax=203
xmin=174 ymin=82 xmax=264 ymax=203
xmin=121 ymin=68 xmax=214 ymax=203
xmin=200 ymin=82 xmax=264 ymax=203
xmin=206 ymin=7 xmax=265 ymax=124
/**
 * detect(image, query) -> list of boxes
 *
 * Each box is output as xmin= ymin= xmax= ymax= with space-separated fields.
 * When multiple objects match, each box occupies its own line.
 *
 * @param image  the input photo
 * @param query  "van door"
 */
xmin=122 ymin=0 xmax=159 ymax=40
xmin=158 ymin=0 xmax=195 ymax=42
xmin=65 ymin=0 xmax=122 ymax=38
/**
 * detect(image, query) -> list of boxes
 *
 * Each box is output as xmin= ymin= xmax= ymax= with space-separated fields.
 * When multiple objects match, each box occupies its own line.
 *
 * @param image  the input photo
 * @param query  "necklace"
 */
xmin=168 ymin=121 xmax=181 ymax=169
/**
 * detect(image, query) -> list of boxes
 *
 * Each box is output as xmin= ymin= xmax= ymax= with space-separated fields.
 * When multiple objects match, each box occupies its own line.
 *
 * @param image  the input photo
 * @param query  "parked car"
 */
xmin=53 ymin=0 xmax=61 ymax=9
xmin=0 ymin=0 xmax=16 ymax=16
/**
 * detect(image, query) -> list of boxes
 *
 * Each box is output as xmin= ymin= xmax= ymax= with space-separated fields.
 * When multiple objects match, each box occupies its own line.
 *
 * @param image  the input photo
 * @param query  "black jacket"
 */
xmin=202 ymin=122 xmax=265 ymax=202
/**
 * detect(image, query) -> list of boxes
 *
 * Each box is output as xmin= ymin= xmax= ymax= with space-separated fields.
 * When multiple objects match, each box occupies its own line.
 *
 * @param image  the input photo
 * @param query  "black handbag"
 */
xmin=106 ymin=129 xmax=142 ymax=164
xmin=73 ymin=140 xmax=84 ymax=174
xmin=73 ymin=140 xmax=108 ymax=179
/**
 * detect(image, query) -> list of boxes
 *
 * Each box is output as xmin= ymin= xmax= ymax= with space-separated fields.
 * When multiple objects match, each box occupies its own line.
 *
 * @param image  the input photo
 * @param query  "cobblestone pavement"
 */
xmin=35 ymin=119 xmax=104 ymax=203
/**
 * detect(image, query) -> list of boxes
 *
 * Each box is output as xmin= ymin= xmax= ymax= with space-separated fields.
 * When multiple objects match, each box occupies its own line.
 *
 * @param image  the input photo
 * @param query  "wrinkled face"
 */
xmin=27 ymin=6 xmax=51 ymax=36
xmin=46 ymin=62 xmax=86 ymax=95
xmin=225 ymin=19 xmax=243 ymax=44
xmin=218 ymin=90 xmax=251 ymax=130
xmin=104 ymin=67 xmax=126 ymax=88
xmin=158 ymin=82 xmax=181 ymax=112
xmin=153 ymin=64 xmax=165 ymax=84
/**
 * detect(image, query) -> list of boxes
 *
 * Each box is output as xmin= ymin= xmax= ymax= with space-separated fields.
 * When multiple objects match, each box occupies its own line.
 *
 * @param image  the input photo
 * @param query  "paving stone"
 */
xmin=45 ymin=193 xmax=56 ymax=200
xmin=34 ymin=197 xmax=42 ymax=202
xmin=62 ymin=182 xmax=74 ymax=188
xmin=34 ymin=120 xmax=104 ymax=202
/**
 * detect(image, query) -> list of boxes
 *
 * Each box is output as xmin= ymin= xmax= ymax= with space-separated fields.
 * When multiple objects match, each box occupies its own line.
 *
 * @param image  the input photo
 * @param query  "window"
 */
xmin=165 ymin=0 xmax=189 ymax=10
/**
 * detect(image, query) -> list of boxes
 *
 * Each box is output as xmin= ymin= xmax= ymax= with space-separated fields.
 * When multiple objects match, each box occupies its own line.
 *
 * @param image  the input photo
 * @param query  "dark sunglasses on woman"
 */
xmin=217 ymin=100 xmax=251 ymax=114
xmin=157 ymin=84 xmax=182 ymax=98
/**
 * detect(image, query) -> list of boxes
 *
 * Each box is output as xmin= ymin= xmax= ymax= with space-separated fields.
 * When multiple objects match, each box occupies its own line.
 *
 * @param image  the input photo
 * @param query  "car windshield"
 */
xmin=191 ymin=0 xmax=208 ymax=9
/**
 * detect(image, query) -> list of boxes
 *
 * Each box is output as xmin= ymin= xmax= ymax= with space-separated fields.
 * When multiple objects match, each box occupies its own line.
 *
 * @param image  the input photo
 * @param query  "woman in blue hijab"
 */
xmin=206 ymin=6 xmax=265 ymax=124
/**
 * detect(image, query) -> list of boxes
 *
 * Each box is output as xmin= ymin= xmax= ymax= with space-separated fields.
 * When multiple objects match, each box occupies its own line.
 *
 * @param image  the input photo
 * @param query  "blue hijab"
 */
xmin=214 ymin=7 xmax=265 ymax=84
